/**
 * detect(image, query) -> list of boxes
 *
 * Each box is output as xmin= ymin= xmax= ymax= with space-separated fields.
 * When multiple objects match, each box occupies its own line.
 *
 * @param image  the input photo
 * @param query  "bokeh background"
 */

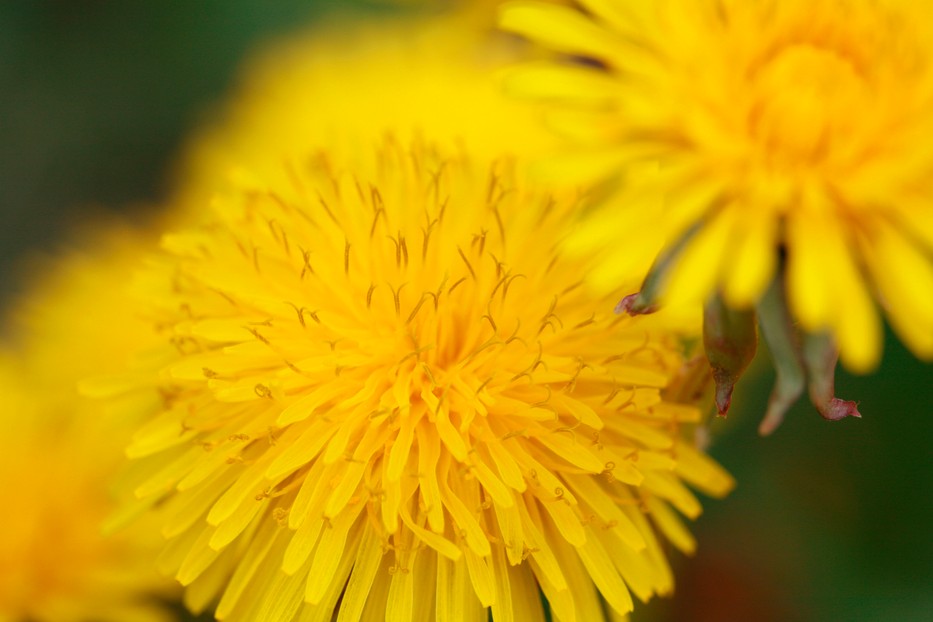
xmin=1 ymin=2 xmax=930 ymax=621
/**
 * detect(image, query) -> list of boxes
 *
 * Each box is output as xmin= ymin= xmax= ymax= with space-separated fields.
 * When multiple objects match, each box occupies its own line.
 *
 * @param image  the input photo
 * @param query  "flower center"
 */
xmin=749 ymin=43 xmax=867 ymax=164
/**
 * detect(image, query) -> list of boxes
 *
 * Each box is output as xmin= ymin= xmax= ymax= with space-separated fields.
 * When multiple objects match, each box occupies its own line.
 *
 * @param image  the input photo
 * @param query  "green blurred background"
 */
xmin=1 ymin=2 xmax=929 ymax=621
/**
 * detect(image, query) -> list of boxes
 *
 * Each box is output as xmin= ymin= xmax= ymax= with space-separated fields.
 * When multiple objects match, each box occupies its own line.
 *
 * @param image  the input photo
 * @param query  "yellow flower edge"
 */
xmin=7 ymin=219 xmax=164 ymax=393
xmin=500 ymin=0 xmax=933 ymax=373
xmin=0 ymin=223 xmax=176 ymax=622
xmin=0 ymin=383 xmax=173 ymax=622
xmin=93 ymin=139 xmax=734 ymax=621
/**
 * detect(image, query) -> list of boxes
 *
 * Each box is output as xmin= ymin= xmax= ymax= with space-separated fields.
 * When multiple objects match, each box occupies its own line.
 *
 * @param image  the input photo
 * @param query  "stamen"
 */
xmin=316 ymin=192 xmax=339 ymax=225
xmin=573 ymin=313 xmax=596 ymax=330
xmin=387 ymin=235 xmax=401 ymax=268
xmin=471 ymin=230 xmax=488 ymax=255
xmin=300 ymin=248 xmax=314 ymax=279
xmin=389 ymin=283 xmax=406 ymax=317
xmin=406 ymin=292 xmax=433 ymax=324
xmin=457 ymin=246 xmax=476 ymax=280
xmin=370 ymin=207 xmax=386 ymax=239
xmin=399 ymin=234 xmax=409 ymax=267
xmin=447 ymin=277 xmax=467 ymax=296
xmin=246 ymin=327 xmax=269 ymax=345
xmin=421 ymin=220 xmax=438 ymax=261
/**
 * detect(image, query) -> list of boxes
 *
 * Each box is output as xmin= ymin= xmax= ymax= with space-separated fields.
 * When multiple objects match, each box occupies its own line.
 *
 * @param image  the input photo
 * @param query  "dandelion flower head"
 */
xmin=501 ymin=0 xmax=933 ymax=373
xmin=94 ymin=139 xmax=734 ymax=621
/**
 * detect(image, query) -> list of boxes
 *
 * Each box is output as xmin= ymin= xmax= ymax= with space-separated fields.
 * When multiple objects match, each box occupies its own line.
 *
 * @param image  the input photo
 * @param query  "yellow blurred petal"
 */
xmin=645 ymin=497 xmax=696 ymax=555
xmin=501 ymin=62 xmax=624 ymax=105
xmin=663 ymin=208 xmax=736 ymax=307
xmin=674 ymin=441 xmax=736 ymax=499
xmin=895 ymin=200 xmax=933 ymax=252
xmin=721 ymin=206 xmax=777 ymax=308
xmin=499 ymin=1 xmax=626 ymax=61
xmin=576 ymin=0 xmax=648 ymax=34
xmin=530 ymin=148 xmax=632 ymax=185
xmin=789 ymin=201 xmax=882 ymax=372
xmin=642 ymin=471 xmax=702 ymax=520
xmin=828 ymin=236 xmax=883 ymax=374
xmin=865 ymin=223 xmax=933 ymax=359
xmin=786 ymin=211 xmax=833 ymax=330
xmin=544 ymin=108 xmax=628 ymax=144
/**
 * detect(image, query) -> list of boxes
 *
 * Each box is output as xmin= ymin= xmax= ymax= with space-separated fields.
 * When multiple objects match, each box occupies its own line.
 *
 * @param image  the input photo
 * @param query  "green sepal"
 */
xmin=703 ymin=293 xmax=758 ymax=416
xmin=756 ymin=277 xmax=805 ymax=435
xmin=802 ymin=332 xmax=861 ymax=421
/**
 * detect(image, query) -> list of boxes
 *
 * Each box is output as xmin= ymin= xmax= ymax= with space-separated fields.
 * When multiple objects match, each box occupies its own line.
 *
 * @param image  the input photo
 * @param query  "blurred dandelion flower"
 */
xmin=175 ymin=10 xmax=559 ymax=216
xmin=0 ymin=224 xmax=175 ymax=622
xmin=0 ymin=396 xmax=173 ymax=622
xmin=89 ymin=139 xmax=733 ymax=621
xmin=500 ymin=0 xmax=933 ymax=430
xmin=9 ymin=221 xmax=164 ymax=387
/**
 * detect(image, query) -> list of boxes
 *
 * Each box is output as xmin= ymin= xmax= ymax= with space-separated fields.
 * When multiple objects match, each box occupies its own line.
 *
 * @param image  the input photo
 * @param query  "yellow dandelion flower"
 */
xmin=92 ymin=139 xmax=733 ymax=621
xmin=0 ymin=223 xmax=175 ymax=622
xmin=500 ymin=0 xmax=933 ymax=430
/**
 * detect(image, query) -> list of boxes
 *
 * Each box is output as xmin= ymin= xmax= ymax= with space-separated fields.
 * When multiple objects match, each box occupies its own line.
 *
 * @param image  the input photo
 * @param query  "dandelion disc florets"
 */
xmin=99 ymin=140 xmax=733 ymax=621
xmin=500 ymin=0 xmax=933 ymax=373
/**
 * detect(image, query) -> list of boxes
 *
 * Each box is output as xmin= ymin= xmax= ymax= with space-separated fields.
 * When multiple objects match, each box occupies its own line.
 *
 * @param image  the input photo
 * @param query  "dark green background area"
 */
xmin=1 ymin=2 xmax=929 ymax=621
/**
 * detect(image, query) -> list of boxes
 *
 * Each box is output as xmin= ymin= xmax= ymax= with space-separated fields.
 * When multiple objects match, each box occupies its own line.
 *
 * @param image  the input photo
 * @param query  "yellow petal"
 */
xmin=721 ymin=205 xmax=778 ymax=308
xmin=825 ymin=234 xmax=883 ymax=374
xmin=385 ymin=550 xmax=415 ymax=622
xmin=499 ymin=1 xmax=625 ymax=61
xmin=673 ymin=441 xmax=736 ymax=499
xmin=501 ymin=62 xmax=624 ymax=105
xmin=786 ymin=211 xmax=833 ymax=330
xmin=646 ymin=497 xmax=697 ymax=555
xmin=576 ymin=533 xmax=634 ymax=615
xmin=663 ymin=208 xmax=736 ymax=307
xmin=530 ymin=148 xmax=631 ymax=186
xmin=864 ymin=222 xmax=933 ymax=359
